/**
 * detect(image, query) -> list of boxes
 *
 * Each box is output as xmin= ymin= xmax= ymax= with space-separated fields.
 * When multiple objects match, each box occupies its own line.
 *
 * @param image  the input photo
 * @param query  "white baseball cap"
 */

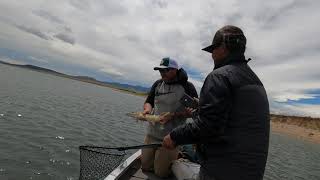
xmin=154 ymin=57 xmax=179 ymax=70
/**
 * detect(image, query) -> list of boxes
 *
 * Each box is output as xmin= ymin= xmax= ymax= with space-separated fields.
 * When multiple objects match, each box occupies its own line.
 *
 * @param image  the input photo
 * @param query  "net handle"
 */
xmin=117 ymin=143 xmax=162 ymax=151
xmin=80 ymin=143 xmax=162 ymax=151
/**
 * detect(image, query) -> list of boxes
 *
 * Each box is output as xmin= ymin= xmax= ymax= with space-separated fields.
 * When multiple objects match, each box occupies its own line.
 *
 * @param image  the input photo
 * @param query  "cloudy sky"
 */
xmin=0 ymin=0 xmax=319 ymax=117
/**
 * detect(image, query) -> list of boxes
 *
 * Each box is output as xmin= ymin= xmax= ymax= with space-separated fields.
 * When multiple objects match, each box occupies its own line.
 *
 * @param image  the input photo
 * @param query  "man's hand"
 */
xmin=185 ymin=107 xmax=194 ymax=116
xmin=162 ymin=134 xmax=176 ymax=149
xmin=143 ymin=103 xmax=152 ymax=115
xmin=159 ymin=112 xmax=174 ymax=124
xmin=193 ymin=97 xmax=199 ymax=104
xmin=184 ymin=97 xmax=199 ymax=117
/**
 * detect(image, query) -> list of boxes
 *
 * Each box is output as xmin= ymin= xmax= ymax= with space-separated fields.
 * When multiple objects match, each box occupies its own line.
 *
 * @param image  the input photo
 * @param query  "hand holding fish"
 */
xmin=143 ymin=103 xmax=152 ymax=115
xmin=159 ymin=112 xmax=174 ymax=124
xmin=126 ymin=111 xmax=171 ymax=125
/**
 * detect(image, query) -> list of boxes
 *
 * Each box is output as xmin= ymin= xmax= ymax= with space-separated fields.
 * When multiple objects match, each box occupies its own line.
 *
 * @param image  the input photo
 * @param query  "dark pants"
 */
xmin=197 ymin=168 xmax=215 ymax=180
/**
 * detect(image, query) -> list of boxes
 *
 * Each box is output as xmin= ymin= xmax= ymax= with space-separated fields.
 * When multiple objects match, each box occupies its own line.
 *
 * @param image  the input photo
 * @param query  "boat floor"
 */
xmin=118 ymin=158 xmax=176 ymax=180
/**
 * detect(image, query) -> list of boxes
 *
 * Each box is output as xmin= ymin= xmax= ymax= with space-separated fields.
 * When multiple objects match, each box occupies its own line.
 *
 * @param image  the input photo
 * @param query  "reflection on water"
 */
xmin=0 ymin=64 xmax=319 ymax=180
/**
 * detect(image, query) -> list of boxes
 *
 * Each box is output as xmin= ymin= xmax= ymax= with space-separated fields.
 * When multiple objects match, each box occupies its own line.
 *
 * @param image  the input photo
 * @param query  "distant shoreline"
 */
xmin=0 ymin=60 xmax=149 ymax=97
xmin=271 ymin=121 xmax=320 ymax=144
xmin=270 ymin=115 xmax=320 ymax=144
xmin=2 ymin=60 xmax=319 ymax=144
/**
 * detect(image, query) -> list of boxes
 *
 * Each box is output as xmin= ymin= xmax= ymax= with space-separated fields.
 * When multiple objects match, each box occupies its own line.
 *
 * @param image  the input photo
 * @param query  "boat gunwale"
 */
xmin=103 ymin=150 xmax=141 ymax=180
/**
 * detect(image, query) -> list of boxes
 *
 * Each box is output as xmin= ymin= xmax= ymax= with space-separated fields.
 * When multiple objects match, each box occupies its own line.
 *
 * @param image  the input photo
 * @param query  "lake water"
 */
xmin=0 ymin=64 xmax=319 ymax=180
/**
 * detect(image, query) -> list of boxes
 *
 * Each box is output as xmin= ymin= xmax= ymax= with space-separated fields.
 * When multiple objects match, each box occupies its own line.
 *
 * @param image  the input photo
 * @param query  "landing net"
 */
xmin=79 ymin=146 xmax=125 ymax=180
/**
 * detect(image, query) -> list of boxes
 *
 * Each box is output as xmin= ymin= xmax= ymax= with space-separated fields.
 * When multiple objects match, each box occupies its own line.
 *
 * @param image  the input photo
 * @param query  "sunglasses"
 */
xmin=159 ymin=68 xmax=172 ymax=73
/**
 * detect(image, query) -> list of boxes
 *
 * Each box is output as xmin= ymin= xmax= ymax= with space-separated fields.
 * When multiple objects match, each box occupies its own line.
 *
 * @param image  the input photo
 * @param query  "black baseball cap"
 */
xmin=202 ymin=25 xmax=246 ymax=53
xmin=202 ymin=31 xmax=224 ymax=53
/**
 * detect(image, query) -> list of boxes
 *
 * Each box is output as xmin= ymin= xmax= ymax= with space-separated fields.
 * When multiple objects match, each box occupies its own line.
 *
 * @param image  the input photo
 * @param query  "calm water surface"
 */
xmin=0 ymin=64 xmax=319 ymax=180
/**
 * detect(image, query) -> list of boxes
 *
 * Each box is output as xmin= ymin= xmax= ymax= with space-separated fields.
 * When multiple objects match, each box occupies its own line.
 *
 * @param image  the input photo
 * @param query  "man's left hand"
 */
xmin=162 ymin=134 xmax=176 ymax=149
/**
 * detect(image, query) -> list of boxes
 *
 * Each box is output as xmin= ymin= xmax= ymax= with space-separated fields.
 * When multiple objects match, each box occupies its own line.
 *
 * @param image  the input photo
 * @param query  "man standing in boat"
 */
xmin=162 ymin=25 xmax=270 ymax=180
xmin=142 ymin=57 xmax=198 ymax=178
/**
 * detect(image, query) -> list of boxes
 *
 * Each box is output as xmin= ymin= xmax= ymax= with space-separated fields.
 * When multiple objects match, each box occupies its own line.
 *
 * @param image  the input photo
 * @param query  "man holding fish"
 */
xmin=141 ymin=57 xmax=198 ymax=178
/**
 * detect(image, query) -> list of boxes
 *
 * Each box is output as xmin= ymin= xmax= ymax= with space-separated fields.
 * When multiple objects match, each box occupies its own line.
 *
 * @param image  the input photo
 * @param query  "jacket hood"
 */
xmin=177 ymin=68 xmax=188 ymax=83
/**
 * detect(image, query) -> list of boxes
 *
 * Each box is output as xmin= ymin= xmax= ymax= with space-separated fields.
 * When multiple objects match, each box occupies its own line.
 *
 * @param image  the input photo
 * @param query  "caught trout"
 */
xmin=126 ymin=112 xmax=171 ymax=124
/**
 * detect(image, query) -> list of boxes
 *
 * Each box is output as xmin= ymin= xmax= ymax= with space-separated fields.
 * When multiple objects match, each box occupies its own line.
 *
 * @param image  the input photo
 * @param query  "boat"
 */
xmin=104 ymin=149 xmax=200 ymax=180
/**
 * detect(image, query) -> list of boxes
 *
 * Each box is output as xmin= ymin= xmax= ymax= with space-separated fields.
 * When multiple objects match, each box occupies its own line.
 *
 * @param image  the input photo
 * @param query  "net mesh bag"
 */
xmin=79 ymin=146 xmax=125 ymax=180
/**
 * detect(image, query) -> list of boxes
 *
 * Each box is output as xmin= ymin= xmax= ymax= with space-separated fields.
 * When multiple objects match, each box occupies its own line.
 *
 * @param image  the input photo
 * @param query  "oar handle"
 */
xmin=117 ymin=143 xmax=162 ymax=151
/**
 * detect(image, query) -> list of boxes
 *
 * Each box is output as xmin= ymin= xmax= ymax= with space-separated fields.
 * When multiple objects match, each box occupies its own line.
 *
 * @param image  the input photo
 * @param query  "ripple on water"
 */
xmin=55 ymin=136 xmax=65 ymax=140
xmin=49 ymin=158 xmax=72 ymax=166
xmin=265 ymin=133 xmax=320 ymax=180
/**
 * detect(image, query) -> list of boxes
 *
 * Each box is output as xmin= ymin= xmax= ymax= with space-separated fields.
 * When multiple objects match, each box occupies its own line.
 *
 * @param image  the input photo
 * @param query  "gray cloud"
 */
xmin=64 ymin=26 xmax=72 ymax=33
xmin=149 ymin=0 xmax=168 ymax=8
xmin=15 ymin=25 xmax=51 ymax=40
xmin=33 ymin=10 xmax=64 ymax=25
xmin=254 ymin=0 xmax=307 ymax=29
xmin=54 ymin=33 xmax=75 ymax=45
xmin=69 ymin=0 xmax=128 ymax=16
xmin=68 ymin=0 xmax=92 ymax=11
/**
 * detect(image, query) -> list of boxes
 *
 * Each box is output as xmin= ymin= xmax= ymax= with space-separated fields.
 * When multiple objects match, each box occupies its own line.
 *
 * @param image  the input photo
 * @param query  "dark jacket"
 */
xmin=170 ymin=54 xmax=270 ymax=180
